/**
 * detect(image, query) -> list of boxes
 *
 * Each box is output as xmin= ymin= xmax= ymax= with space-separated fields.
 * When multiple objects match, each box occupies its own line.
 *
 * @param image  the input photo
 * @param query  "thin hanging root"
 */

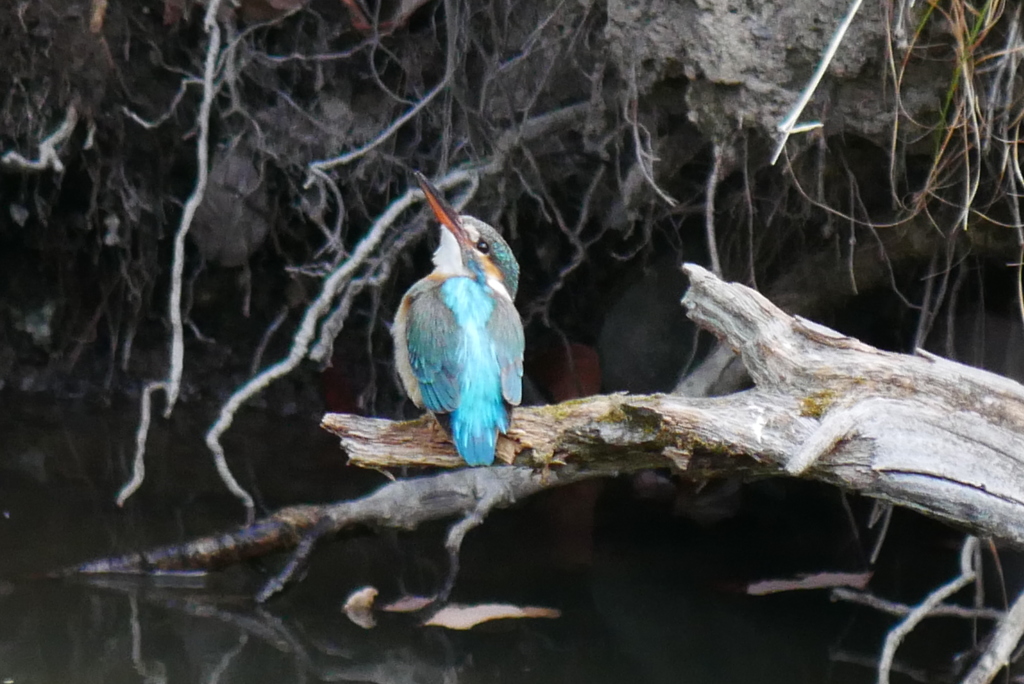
xmin=705 ymin=141 xmax=725 ymax=278
xmin=116 ymin=381 xmax=165 ymax=507
xmin=117 ymin=0 xmax=229 ymax=508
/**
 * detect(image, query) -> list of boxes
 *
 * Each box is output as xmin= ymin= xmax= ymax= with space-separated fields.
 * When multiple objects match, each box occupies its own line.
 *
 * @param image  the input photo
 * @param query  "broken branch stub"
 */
xmin=324 ymin=264 xmax=1024 ymax=546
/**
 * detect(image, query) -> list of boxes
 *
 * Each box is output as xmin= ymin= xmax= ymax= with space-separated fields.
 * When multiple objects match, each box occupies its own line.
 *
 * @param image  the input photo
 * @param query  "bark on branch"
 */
xmin=324 ymin=263 xmax=1024 ymax=545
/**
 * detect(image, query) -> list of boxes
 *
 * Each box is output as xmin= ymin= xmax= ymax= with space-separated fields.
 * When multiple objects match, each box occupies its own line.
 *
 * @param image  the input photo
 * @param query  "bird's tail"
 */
xmin=450 ymin=405 xmax=509 ymax=466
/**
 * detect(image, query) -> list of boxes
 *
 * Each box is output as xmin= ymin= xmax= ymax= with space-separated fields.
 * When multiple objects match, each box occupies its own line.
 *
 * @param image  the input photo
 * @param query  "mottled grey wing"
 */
xmin=487 ymin=297 xmax=525 ymax=406
xmin=405 ymin=281 xmax=461 ymax=413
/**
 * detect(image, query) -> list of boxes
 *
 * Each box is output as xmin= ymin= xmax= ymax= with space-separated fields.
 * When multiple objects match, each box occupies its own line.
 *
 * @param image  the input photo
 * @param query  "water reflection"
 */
xmin=0 ymin=397 xmax=964 ymax=683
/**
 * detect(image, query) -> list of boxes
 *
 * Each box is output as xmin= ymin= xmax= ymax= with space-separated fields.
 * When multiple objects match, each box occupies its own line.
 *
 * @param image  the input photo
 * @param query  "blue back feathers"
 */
xmin=440 ymin=277 xmax=508 ymax=465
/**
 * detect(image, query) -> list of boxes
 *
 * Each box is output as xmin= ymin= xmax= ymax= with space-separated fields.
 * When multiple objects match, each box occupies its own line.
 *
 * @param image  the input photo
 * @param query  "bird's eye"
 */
xmin=476 ymin=239 xmax=490 ymax=254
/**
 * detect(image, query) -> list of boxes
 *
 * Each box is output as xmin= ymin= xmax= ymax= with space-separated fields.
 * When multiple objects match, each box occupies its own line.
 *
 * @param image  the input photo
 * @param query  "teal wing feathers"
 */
xmin=404 ymin=280 xmax=461 ymax=413
xmin=488 ymin=297 xmax=525 ymax=406
xmin=398 ymin=277 xmax=524 ymax=466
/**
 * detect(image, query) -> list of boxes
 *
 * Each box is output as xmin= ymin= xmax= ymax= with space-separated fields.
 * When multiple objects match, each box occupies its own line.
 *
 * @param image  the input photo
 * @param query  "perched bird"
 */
xmin=392 ymin=172 xmax=525 ymax=466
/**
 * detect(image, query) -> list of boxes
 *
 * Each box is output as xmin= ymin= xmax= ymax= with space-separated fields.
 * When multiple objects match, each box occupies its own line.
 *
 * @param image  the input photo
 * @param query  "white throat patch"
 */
xmin=432 ymin=228 xmax=468 ymax=276
xmin=487 ymin=276 xmax=512 ymax=302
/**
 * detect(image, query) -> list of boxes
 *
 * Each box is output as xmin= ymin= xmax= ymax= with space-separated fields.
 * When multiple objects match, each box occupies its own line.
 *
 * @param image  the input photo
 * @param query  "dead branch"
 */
xmin=676 ymin=214 xmax=950 ymax=403
xmin=878 ymin=537 xmax=979 ymax=684
xmin=832 ymin=586 xmax=1004 ymax=621
xmin=324 ymin=264 xmax=1024 ymax=546
xmin=962 ymin=586 xmax=1024 ymax=684
xmin=772 ymin=0 xmax=864 ymax=163
xmin=63 ymin=466 xmax=598 ymax=601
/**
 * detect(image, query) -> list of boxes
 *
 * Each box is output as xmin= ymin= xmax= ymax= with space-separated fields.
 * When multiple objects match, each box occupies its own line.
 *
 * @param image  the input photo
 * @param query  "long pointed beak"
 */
xmin=414 ymin=172 xmax=468 ymax=244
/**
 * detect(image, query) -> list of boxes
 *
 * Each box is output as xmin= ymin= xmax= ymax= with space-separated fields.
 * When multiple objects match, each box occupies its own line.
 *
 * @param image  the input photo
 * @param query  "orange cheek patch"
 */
xmin=482 ymin=258 xmax=503 ymax=282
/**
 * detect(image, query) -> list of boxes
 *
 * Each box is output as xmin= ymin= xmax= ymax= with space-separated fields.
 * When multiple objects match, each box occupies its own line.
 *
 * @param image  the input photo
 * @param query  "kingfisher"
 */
xmin=392 ymin=172 xmax=525 ymax=466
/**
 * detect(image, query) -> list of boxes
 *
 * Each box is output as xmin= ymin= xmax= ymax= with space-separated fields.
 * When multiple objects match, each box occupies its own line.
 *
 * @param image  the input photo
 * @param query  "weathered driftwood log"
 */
xmin=324 ymin=263 xmax=1024 ymax=545
xmin=65 ymin=263 xmax=1024 ymax=593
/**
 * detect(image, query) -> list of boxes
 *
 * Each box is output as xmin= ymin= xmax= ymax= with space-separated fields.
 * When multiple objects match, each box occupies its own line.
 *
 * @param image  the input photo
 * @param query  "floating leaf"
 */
xmin=342 ymin=585 xmax=379 ymax=629
xmin=423 ymin=603 xmax=561 ymax=630
xmin=381 ymin=595 xmax=435 ymax=613
xmin=747 ymin=571 xmax=872 ymax=596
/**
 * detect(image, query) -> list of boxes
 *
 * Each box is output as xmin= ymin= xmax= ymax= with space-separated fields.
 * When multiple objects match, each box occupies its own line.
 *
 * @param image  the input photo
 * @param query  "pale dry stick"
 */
xmin=1 ymin=104 xmax=79 ymax=173
xmin=961 ymin=584 xmax=1024 ymax=684
xmin=705 ymin=142 xmax=725 ymax=278
xmin=877 ymin=536 xmax=979 ymax=684
xmin=832 ymin=587 xmax=1004 ymax=620
xmin=117 ymin=0 xmax=226 ymax=508
xmin=205 ymin=169 xmax=481 ymax=517
xmin=771 ymin=0 xmax=864 ymax=164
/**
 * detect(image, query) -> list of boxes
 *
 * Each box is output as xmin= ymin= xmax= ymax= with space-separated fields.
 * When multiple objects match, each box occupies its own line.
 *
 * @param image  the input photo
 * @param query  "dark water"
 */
xmin=0 ymin=396 xmax=984 ymax=683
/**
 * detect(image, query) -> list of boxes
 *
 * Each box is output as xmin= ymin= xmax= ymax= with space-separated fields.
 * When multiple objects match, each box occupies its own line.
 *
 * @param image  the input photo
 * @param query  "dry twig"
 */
xmin=772 ymin=0 xmax=864 ymax=164
xmin=878 ymin=537 xmax=979 ymax=684
xmin=961 ymin=584 xmax=1024 ymax=684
